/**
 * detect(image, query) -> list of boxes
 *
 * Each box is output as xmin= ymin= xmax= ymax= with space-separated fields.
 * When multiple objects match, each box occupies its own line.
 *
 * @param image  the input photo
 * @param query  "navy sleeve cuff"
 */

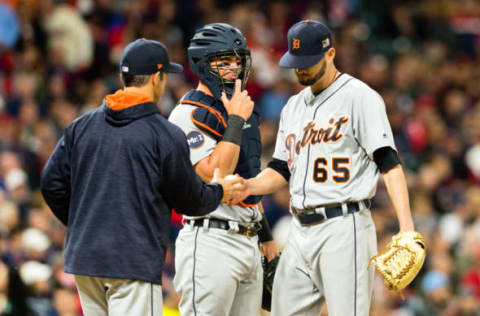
xmin=267 ymin=158 xmax=290 ymax=182
xmin=373 ymin=146 xmax=400 ymax=173
xmin=210 ymin=182 xmax=223 ymax=200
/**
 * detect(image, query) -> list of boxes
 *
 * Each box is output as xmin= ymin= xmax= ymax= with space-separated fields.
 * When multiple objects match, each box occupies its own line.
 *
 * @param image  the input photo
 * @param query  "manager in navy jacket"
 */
xmin=40 ymin=39 xmax=244 ymax=316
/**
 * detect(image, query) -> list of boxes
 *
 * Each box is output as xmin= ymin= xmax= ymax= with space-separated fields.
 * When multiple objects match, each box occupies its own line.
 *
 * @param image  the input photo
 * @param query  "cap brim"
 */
xmin=278 ymin=51 xmax=325 ymax=69
xmin=164 ymin=62 xmax=183 ymax=73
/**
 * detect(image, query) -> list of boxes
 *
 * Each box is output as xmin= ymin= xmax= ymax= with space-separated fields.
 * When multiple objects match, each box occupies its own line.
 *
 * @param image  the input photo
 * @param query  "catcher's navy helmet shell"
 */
xmin=188 ymin=23 xmax=251 ymax=100
xmin=279 ymin=20 xmax=332 ymax=69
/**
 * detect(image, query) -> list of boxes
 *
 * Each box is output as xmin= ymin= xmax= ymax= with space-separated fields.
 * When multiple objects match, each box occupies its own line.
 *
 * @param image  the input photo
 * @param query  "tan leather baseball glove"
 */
xmin=369 ymin=231 xmax=426 ymax=295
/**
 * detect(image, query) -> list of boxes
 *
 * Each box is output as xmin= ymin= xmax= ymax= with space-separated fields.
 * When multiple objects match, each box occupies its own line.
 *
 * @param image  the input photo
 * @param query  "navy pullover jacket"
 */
xmin=41 ymin=92 xmax=223 ymax=284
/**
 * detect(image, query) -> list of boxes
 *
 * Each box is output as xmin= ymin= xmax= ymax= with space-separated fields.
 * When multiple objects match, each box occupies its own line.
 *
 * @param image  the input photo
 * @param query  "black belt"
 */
xmin=292 ymin=200 xmax=370 ymax=226
xmin=189 ymin=218 xmax=261 ymax=237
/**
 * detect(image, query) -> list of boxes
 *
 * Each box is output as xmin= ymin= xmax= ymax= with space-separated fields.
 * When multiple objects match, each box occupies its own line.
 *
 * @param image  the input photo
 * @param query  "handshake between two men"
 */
xmin=211 ymin=168 xmax=252 ymax=205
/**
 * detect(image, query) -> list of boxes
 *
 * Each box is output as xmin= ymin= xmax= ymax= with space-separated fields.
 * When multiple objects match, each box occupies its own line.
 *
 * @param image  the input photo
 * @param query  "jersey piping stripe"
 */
xmin=150 ymin=283 xmax=153 ymax=316
xmin=192 ymin=227 xmax=200 ymax=316
xmin=181 ymin=100 xmax=228 ymax=127
xmin=301 ymin=76 xmax=353 ymax=208
xmin=353 ymin=213 xmax=358 ymax=316
xmin=313 ymin=75 xmax=351 ymax=118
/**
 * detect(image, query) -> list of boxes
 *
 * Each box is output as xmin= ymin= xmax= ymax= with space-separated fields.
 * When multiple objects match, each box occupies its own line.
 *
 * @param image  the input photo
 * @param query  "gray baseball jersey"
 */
xmin=271 ymin=73 xmax=394 ymax=316
xmin=169 ymin=102 xmax=263 ymax=316
xmin=168 ymin=103 xmax=261 ymax=223
xmin=273 ymin=73 xmax=396 ymax=209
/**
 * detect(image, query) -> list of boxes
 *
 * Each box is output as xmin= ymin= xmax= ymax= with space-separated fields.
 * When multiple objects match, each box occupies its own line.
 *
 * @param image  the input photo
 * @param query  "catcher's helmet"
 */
xmin=188 ymin=23 xmax=251 ymax=100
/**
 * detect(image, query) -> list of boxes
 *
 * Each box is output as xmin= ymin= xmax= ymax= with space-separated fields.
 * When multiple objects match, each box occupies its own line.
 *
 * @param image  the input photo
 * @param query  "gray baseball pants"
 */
xmin=75 ymin=275 xmax=163 ymax=316
xmin=174 ymin=222 xmax=263 ymax=316
xmin=271 ymin=208 xmax=377 ymax=316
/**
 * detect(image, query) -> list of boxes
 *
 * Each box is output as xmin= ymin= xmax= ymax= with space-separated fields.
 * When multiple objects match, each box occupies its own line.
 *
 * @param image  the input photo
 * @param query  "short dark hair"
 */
xmin=120 ymin=73 xmax=150 ymax=87
xmin=120 ymin=71 xmax=165 ymax=88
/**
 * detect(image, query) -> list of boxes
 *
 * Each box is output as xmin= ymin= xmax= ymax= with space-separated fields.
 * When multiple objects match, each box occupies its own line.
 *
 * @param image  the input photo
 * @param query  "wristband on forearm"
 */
xmin=258 ymin=214 xmax=273 ymax=242
xmin=222 ymin=115 xmax=245 ymax=146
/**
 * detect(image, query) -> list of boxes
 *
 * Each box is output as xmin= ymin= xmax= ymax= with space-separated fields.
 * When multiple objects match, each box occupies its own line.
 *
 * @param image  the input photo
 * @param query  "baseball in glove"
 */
xmin=262 ymin=255 xmax=280 ymax=311
xmin=369 ymin=231 xmax=426 ymax=297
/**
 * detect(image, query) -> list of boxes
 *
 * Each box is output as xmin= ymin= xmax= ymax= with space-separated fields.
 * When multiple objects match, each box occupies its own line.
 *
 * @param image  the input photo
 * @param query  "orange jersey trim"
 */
xmin=181 ymin=100 xmax=227 ymax=128
xmin=190 ymin=111 xmax=223 ymax=138
xmin=239 ymin=201 xmax=259 ymax=208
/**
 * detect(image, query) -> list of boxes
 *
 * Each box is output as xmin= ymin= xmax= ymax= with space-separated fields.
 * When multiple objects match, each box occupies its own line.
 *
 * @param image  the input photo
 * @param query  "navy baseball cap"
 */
xmin=120 ymin=39 xmax=183 ymax=75
xmin=279 ymin=20 xmax=333 ymax=69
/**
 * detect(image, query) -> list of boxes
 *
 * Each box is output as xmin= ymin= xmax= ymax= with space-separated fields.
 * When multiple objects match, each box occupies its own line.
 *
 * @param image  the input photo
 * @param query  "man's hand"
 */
xmin=211 ymin=169 xmax=246 ymax=203
xmin=221 ymin=79 xmax=254 ymax=121
xmin=260 ymin=240 xmax=279 ymax=262
xmin=228 ymin=180 xmax=250 ymax=206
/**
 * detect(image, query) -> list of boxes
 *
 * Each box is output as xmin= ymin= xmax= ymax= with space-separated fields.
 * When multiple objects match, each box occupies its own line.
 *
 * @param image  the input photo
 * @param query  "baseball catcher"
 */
xmin=369 ymin=231 xmax=426 ymax=297
xmin=169 ymin=23 xmax=278 ymax=316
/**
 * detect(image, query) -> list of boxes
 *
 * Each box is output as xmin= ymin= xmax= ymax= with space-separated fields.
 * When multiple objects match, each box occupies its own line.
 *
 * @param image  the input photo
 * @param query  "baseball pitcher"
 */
xmin=235 ymin=20 xmax=425 ymax=316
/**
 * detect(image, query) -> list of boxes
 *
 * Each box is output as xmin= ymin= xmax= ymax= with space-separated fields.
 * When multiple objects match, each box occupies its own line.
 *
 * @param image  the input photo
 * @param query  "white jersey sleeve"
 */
xmin=168 ymin=104 xmax=217 ymax=165
xmin=352 ymin=87 xmax=396 ymax=158
xmin=272 ymin=100 xmax=291 ymax=163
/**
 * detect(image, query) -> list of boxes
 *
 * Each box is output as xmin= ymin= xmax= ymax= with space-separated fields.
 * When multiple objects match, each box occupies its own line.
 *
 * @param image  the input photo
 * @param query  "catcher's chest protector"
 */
xmin=181 ymin=89 xmax=263 ymax=205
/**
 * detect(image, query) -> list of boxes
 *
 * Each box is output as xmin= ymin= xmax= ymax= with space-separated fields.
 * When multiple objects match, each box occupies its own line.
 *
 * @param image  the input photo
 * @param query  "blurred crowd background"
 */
xmin=1 ymin=0 xmax=480 ymax=315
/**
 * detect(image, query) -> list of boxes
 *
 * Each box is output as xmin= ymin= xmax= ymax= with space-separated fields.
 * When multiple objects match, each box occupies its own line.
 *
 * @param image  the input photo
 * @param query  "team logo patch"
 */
xmin=293 ymin=38 xmax=301 ymax=50
xmin=186 ymin=131 xmax=205 ymax=149
xmin=242 ymin=123 xmax=251 ymax=130
xmin=322 ymin=38 xmax=330 ymax=48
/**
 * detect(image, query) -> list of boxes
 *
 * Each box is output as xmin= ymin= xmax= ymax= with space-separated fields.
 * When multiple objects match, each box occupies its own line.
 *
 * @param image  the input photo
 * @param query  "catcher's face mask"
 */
xmin=188 ymin=23 xmax=251 ymax=100
xmin=210 ymin=55 xmax=242 ymax=81
xmin=205 ymin=49 xmax=252 ymax=98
